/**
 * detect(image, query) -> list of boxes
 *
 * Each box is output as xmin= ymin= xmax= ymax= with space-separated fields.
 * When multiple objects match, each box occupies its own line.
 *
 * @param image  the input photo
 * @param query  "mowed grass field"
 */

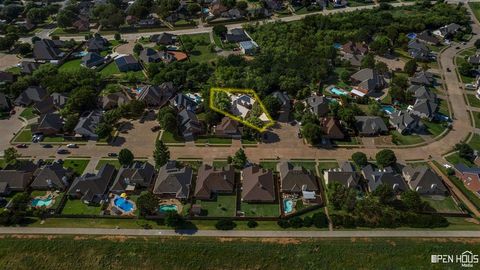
xmin=0 ymin=236 xmax=479 ymax=269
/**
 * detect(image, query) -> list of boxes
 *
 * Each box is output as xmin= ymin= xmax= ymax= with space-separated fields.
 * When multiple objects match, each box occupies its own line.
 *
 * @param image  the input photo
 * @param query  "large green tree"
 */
xmin=154 ymin=140 xmax=170 ymax=167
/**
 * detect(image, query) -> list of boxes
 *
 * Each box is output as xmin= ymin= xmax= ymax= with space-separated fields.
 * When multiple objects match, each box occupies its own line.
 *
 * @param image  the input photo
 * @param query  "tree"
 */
xmin=26 ymin=8 xmax=49 ymax=24
xmin=370 ymin=35 xmax=391 ymax=55
xmin=401 ymin=190 xmax=423 ymax=212
xmin=263 ymin=95 xmax=281 ymax=118
xmin=157 ymin=0 xmax=180 ymax=18
xmin=301 ymin=123 xmax=322 ymax=145
xmin=57 ymin=9 xmax=76 ymax=28
xmin=455 ymin=143 xmax=474 ymax=162
xmin=475 ymin=39 xmax=480 ymax=49
xmin=114 ymin=32 xmax=121 ymax=41
xmin=361 ymin=53 xmax=375 ymax=69
xmin=404 ymin=59 xmax=418 ymax=76
xmin=311 ymin=212 xmax=328 ymax=228
xmin=247 ymin=220 xmax=258 ymax=228
xmin=136 ymin=192 xmax=158 ymax=216
xmin=63 ymin=114 xmax=79 ymax=132
xmin=154 ymin=140 xmax=170 ymax=167
xmin=165 ymin=211 xmax=185 ymax=228
xmin=95 ymin=122 xmax=113 ymax=139
xmin=2 ymin=4 xmax=24 ymax=21
xmin=213 ymin=25 xmax=228 ymax=37
xmin=375 ymin=61 xmax=389 ymax=75
xmin=375 ymin=149 xmax=397 ymax=168
xmin=351 ymin=152 xmax=368 ymax=167
xmin=215 ymin=218 xmax=236 ymax=230
xmin=367 ymin=100 xmax=383 ymax=116
xmin=372 ymin=184 xmax=395 ymax=205
xmin=340 ymin=70 xmax=350 ymax=82
xmin=118 ymin=148 xmax=134 ymax=166
xmin=133 ymin=43 xmax=143 ymax=55
xmin=236 ymin=0 xmax=248 ymax=10
xmin=459 ymin=62 xmax=473 ymax=77
xmin=187 ymin=3 xmax=201 ymax=15
xmin=232 ymin=148 xmax=247 ymax=168
xmin=4 ymin=147 xmax=19 ymax=165
xmin=159 ymin=112 xmax=177 ymax=134
xmin=17 ymin=43 xmax=31 ymax=56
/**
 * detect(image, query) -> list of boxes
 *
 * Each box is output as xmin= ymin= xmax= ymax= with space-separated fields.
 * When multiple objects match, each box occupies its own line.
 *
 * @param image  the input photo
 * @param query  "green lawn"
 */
xmin=160 ymin=131 xmax=185 ymax=143
xmin=13 ymin=128 xmax=32 ymax=143
xmin=472 ymin=111 xmax=480 ymax=129
xmin=19 ymin=107 xmax=37 ymax=120
xmin=178 ymin=159 xmax=203 ymax=171
xmin=95 ymin=159 xmax=121 ymax=170
xmin=59 ymin=59 xmax=82 ymax=72
xmin=445 ymin=152 xmax=474 ymax=167
xmin=317 ymin=162 xmax=339 ymax=174
xmin=437 ymin=99 xmax=449 ymax=116
xmin=196 ymin=195 xmax=237 ymax=217
xmin=63 ymin=159 xmax=90 ymax=175
xmin=61 ymin=199 xmax=102 ymax=215
xmin=100 ymin=62 xmax=120 ymax=76
xmin=423 ymin=121 xmax=447 ymax=137
xmin=259 ymin=161 xmax=279 ymax=172
xmin=467 ymin=94 xmax=480 ymax=108
xmin=195 ymin=135 xmax=232 ymax=145
xmin=241 ymin=138 xmax=257 ymax=145
xmin=289 ymin=161 xmax=317 ymax=173
xmin=42 ymin=136 xmax=66 ymax=143
xmin=391 ymin=131 xmax=424 ymax=145
xmin=422 ymin=196 xmax=461 ymax=213
xmin=182 ymin=33 xmax=217 ymax=63
xmin=212 ymin=160 xmax=228 ymax=169
xmin=468 ymin=133 xmax=480 ymax=151
xmin=240 ymin=202 xmax=280 ymax=217
xmin=470 ymin=2 xmax=480 ymax=22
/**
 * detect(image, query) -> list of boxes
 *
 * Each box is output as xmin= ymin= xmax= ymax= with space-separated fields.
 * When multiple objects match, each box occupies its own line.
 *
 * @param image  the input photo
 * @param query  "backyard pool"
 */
xmin=333 ymin=43 xmax=342 ymax=49
xmin=329 ymin=87 xmax=348 ymax=96
xmin=283 ymin=199 xmax=293 ymax=214
xmin=114 ymin=197 xmax=134 ymax=212
xmin=407 ymin=33 xmax=417 ymax=39
xmin=159 ymin=204 xmax=178 ymax=213
xmin=382 ymin=105 xmax=396 ymax=115
xmin=72 ymin=51 xmax=88 ymax=57
xmin=31 ymin=195 xmax=53 ymax=207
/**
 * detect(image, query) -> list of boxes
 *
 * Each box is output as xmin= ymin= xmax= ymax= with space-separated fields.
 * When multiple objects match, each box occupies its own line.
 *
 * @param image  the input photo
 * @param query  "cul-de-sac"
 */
xmin=0 ymin=0 xmax=480 ymax=268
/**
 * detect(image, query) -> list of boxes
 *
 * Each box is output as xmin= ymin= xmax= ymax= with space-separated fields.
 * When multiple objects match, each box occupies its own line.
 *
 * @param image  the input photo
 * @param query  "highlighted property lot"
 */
xmin=209 ymin=87 xmax=275 ymax=132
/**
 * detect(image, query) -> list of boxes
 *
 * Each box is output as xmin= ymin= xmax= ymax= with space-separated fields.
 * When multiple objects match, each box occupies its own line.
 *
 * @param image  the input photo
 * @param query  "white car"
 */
xmin=443 ymin=164 xmax=452 ymax=169
xmin=66 ymin=143 xmax=78 ymax=148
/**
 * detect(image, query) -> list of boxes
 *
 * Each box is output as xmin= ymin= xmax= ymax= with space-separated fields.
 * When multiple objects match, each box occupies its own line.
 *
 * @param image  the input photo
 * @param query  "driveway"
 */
xmin=1 ymin=108 xmax=26 ymax=148
xmin=0 ymin=53 xmax=20 ymax=71
xmin=112 ymin=111 xmax=160 ymax=155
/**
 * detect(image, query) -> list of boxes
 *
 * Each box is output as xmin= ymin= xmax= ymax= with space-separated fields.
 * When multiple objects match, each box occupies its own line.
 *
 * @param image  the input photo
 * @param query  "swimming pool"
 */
xmin=72 ymin=51 xmax=88 ymax=57
xmin=31 ymin=196 xmax=53 ymax=207
xmin=114 ymin=197 xmax=134 ymax=212
xmin=283 ymin=199 xmax=293 ymax=214
xmin=333 ymin=43 xmax=342 ymax=49
xmin=407 ymin=33 xmax=417 ymax=40
xmin=159 ymin=204 xmax=178 ymax=213
xmin=382 ymin=105 xmax=395 ymax=115
xmin=329 ymin=87 xmax=348 ymax=96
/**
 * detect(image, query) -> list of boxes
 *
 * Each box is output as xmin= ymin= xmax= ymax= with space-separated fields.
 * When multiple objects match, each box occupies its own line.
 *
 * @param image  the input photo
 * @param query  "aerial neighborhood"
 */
xmin=0 ymin=0 xmax=480 ymax=235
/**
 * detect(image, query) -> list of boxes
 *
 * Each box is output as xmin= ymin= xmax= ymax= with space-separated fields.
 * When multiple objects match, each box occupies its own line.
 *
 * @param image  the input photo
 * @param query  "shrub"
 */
xmin=247 ymin=220 xmax=258 ymax=228
xmin=277 ymin=219 xmax=290 ymax=228
xmin=303 ymin=216 xmax=313 ymax=227
xmin=215 ymin=219 xmax=236 ymax=230
xmin=312 ymin=212 xmax=329 ymax=228
xmin=289 ymin=217 xmax=303 ymax=228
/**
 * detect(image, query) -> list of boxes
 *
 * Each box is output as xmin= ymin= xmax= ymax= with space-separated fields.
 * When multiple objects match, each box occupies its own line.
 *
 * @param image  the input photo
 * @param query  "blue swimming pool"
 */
xmin=114 ymin=197 xmax=134 ymax=212
xmin=159 ymin=204 xmax=178 ymax=213
xmin=407 ymin=33 xmax=417 ymax=39
xmin=333 ymin=43 xmax=342 ymax=49
xmin=382 ymin=105 xmax=395 ymax=115
xmin=330 ymin=87 xmax=348 ymax=96
xmin=283 ymin=199 xmax=293 ymax=214
xmin=73 ymin=51 xmax=88 ymax=57
xmin=31 ymin=196 xmax=53 ymax=207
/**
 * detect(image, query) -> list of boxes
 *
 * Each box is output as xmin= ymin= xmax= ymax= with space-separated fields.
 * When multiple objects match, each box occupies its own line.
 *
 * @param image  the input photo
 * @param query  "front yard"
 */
xmin=391 ymin=131 xmax=424 ymax=145
xmin=195 ymin=195 xmax=237 ymax=217
xmin=194 ymin=136 xmax=232 ymax=145
xmin=181 ymin=33 xmax=216 ymax=63
xmin=19 ymin=107 xmax=37 ymax=120
xmin=95 ymin=159 xmax=121 ymax=170
xmin=61 ymin=199 xmax=102 ymax=215
xmin=12 ymin=128 xmax=32 ymax=143
xmin=240 ymin=202 xmax=280 ymax=217
xmin=63 ymin=159 xmax=90 ymax=175
xmin=467 ymin=94 xmax=480 ymax=108
xmin=160 ymin=131 xmax=185 ymax=144
xmin=422 ymin=196 xmax=462 ymax=213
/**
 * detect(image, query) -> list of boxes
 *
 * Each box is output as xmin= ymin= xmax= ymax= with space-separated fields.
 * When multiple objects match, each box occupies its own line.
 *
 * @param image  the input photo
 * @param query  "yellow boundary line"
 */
xmin=209 ymin=87 xmax=275 ymax=132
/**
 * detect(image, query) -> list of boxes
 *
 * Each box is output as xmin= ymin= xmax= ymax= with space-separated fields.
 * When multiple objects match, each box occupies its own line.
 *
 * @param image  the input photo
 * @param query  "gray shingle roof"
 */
xmin=153 ymin=161 xmax=193 ymax=199
xmin=278 ymin=161 xmax=318 ymax=193
xmin=110 ymin=162 xmax=155 ymax=193
xmin=354 ymin=116 xmax=388 ymax=135
xmin=67 ymin=163 xmax=116 ymax=203
xmin=402 ymin=165 xmax=447 ymax=195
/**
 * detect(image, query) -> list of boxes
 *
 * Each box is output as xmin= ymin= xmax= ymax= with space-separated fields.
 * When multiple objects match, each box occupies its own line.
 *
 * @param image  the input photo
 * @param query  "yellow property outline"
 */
xmin=209 ymin=87 xmax=275 ymax=133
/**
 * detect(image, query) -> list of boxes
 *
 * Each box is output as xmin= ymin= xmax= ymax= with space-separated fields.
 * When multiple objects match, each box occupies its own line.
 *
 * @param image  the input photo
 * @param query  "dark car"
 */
xmin=42 ymin=144 xmax=53 ymax=148
xmin=446 ymin=67 xmax=451 ymax=72
xmin=108 ymin=152 xmax=118 ymax=157
xmin=16 ymin=144 xmax=27 ymax=148
xmin=151 ymin=125 xmax=161 ymax=132
xmin=57 ymin=149 xmax=70 ymax=154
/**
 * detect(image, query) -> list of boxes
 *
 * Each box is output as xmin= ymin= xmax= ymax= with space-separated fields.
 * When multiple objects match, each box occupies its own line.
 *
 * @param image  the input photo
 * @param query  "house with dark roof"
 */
xmin=453 ymin=164 xmax=480 ymax=197
xmin=74 ymin=111 xmax=103 ymax=140
xmin=115 ymin=55 xmax=141 ymax=72
xmin=263 ymin=0 xmax=283 ymax=10
xmin=468 ymin=55 xmax=480 ymax=66
xmin=410 ymin=71 xmax=434 ymax=86
xmin=82 ymin=52 xmax=105 ymax=68
xmin=109 ymin=162 xmax=155 ymax=194
xmin=86 ymin=35 xmax=108 ymax=53
xmin=343 ymin=53 xmax=364 ymax=67
xmin=350 ymin=68 xmax=386 ymax=95
xmin=320 ymin=117 xmax=345 ymax=140
xmin=225 ymin=28 xmax=251 ymax=43
xmin=194 ymin=164 xmax=235 ymax=200
xmin=33 ymin=96 xmax=55 ymax=114
xmin=0 ymin=93 xmax=10 ymax=111
xmin=31 ymin=161 xmax=73 ymax=190
xmin=150 ymin=33 xmax=177 ymax=45
xmin=51 ymin=93 xmax=68 ymax=109
xmin=306 ymin=95 xmax=329 ymax=116
xmin=410 ymin=98 xmax=438 ymax=120
xmin=137 ymin=83 xmax=176 ymax=107
xmin=100 ymin=92 xmax=129 ymax=110
xmin=389 ymin=110 xmax=421 ymax=135
xmin=323 ymin=161 xmax=360 ymax=189
xmin=178 ymin=109 xmax=203 ymax=140
xmin=408 ymin=40 xmax=432 ymax=61
xmin=354 ymin=116 xmax=388 ymax=136
xmin=33 ymin=39 xmax=65 ymax=61
xmin=407 ymin=85 xmax=436 ymax=101
xmin=341 ymin=41 xmax=368 ymax=55
xmin=402 ymin=165 xmax=447 ymax=195
xmin=31 ymin=113 xmax=63 ymax=136
xmin=361 ymin=165 xmax=407 ymax=193
xmin=20 ymin=61 xmax=41 ymax=75
xmin=416 ymin=30 xmax=440 ymax=45
xmin=434 ymin=23 xmax=462 ymax=39
xmin=170 ymin=93 xmax=198 ymax=111
xmin=278 ymin=161 xmax=318 ymax=193
xmin=0 ymin=71 xmax=14 ymax=84
xmin=139 ymin=48 xmax=175 ymax=64
xmin=0 ymin=161 xmax=38 ymax=192
xmin=153 ymin=161 xmax=193 ymax=199
xmin=214 ymin=116 xmax=240 ymax=137
xmin=272 ymin=91 xmax=291 ymax=122
xmin=67 ymin=164 xmax=116 ymax=204
xmin=241 ymin=165 xmax=275 ymax=203
xmin=239 ymin=40 xmax=259 ymax=55
xmin=73 ymin=17 xmax=89 ymax=31
xmin=15 ymin=86 xmax=47 ymax=106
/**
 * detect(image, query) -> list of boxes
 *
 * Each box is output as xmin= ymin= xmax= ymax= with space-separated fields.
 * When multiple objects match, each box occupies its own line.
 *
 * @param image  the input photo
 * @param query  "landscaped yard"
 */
xmin=196 ymin=195 xmax=237 ymax=217
xmin=468 ymin=133 xmax=480 ymax=151
xmin=470 ymin=2 xmax=480 ymax=22
xmin=95 ymin=159 xmax=121 ymax=170
xmin=59 ymin=59 xmax=82 ymax=72
xmin=182 ymin=33 xmax=216 ymax=63
xmin=289 ymin=161 xmax=317 ymax=173
xmin=160 ymin=131 xmax=185 ymax=143
xmin=19 ymin=107 xmax=37 ymax=120
xmin=61 ymin=199 xmax=102 ymax=215
xmin=100 ymin=62 xmax=120 ymax=76
xmin=423 ymin=121 xmax=447 ymax=137
xmin=240 ymin=202 xmax=280 ymax=217
xmin=13 ymin=128 xmax=32 ymax=143
xmin=212 ymin=160 xmax=228 ymax=169
xmin=178 ymin=159 xmax=203 ymax=171
xmin=391 ymin=131 xmax=424 ymax=145
xmin=445 ymin=152 xmax=474 ymax=167
xmin=467 ymin=94 xmax=480 ymax=108
xmin=195 ymin=136 xmax=232 ymax=145
xmin=437 ymin=99 xmax=449 ymax=116
xmin=472 ymin=111 xmax=480 ymax=129
xmin=422 ymin=196 xmax=461 ymax=213
xmin=63 ymin=159 xmax=90 ymax=175
xmin=259 ymin=161 xmax=279 ymax=172
xmin=317 ymin=162 xmax=339 ymax=174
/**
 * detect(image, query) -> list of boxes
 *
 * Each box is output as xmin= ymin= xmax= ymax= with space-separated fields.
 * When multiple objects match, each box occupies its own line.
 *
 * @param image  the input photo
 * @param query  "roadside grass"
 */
xmin=473 ymin=111 xmax=480 ymax=129
xmin=423 ymin=121 xmax=447 ymax=137
xmin=445 ymin=152 xmax=474 ymax=167
xmin=61 ymin=199 xmax=102 ymax=215
xmin=259 ymin=160 xmax=279 ymax=172
xmin=195 ymin=195 xmax=237 ymax=217
xmin=468 ymin=133 xmax=480 ymax=151
xmin=19 ymin=107 xmax=37 ymax=120
xmin=95 ymin=159 xmax=121 ymax=170
xmin=160 ymin=131 xmax=185 ymax=143
xmin=63 ymin=159 xmax=90 ymax=175
xmin=195 ymin=135 xmax=232 ymax=145
xmin=240 ymin=202 xmax=280 ymax=217
xmin=59 ymin=59 xmax=82 ymax=72
xmin=241 ymin=138 xmax=257 ymax=145
xmin=391 ymin=131 xmax=424 ymax=145
xmin=470 ymin=2 xmax=480 ymax=22
xmin=422 ymin=196 xmax=461 ymax=213
xmin=466 ymin=94 xmax=480 ymax=108
xmin=12 ymin=128 xmax=32 ymax=143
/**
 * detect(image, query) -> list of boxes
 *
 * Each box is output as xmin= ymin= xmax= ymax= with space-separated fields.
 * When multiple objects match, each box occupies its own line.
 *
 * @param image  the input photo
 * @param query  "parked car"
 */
xmin=57 ymin=149 xmax=70 ymax=154
xmin=16 ymin=144 xmax=27 ymax=148
xmin=66 ymin=143 xmax=78 ymax=148
xmin=108 ymin=152 xmax=118 ymax=157
xmin=151 ymin=125 xmax=161 ymax=132
xmin=32 ymin=134 xmax=44 ymax=143
xmin=446 ymin=68 xmax=451 ymax=72
xmin=10 ymin=110 xmax=15 ymax=115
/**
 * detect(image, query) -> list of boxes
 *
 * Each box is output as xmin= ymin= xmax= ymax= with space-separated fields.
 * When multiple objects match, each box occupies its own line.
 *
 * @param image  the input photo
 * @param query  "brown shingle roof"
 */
xmin=194 ymin=164 xmax=235 ymax=200
xmin=241 ymin=165 xmax=275 ymax=202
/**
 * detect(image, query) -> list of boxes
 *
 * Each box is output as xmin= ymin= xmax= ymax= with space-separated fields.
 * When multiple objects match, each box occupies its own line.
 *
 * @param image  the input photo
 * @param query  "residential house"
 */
xmin=323 ymin=161 xmax=360 ymax=189
xmin=0 ymin=161 xmax=39 ymax=192
xmin=389 ymin=110 xmax=421 ymax=134
xmin=0 ymin=93 xmax=10 ymax=111
xmin=306 ymin=95 xmax=329 ymax=116
xmin=74 ymin=110 xmax=103 ymax=140
xmin=468 ymin=55 xmax=480 ymax=66
xmin=139 ymin=48 xmax=175 ymax=64
xmin=214 ymin=116 xmax=240 ymax=137
xmin=341 ymin=41 xmax=368 ymax=55
xmin=33 ymin=39 xmax=65 ymax=61
xmin=231 ymin=94 xmax=254 ymax=118
xmin=115 ymin=55 xmax=141 ymax=72
xmin=272 ymin=91 xmax=291 ymax=122
xmin=263 ymin=0 xmax=283 ymax=11
xmin=407 ymin=85 xmax=436 ymax=101
xmin=354 ymin=116 xmax=388 ymax=136
xmin=150 ymin=33 xmax=177 ymax=45
xmin=73 ymin=17 xmax=89 ymax=32
xmin=416 ymin=30 xmax=440 ymax=45
xmin=402 ymin=165 xmax=447 ymax=195
xmin=170 ymin=93 xmax=198 ymax=111
xmin=109 ymin=162 xmax=155 ymax=194
xmin=14 ymin=86 xmax=47 ymax=106
xmin=153 ymin=161 xmax=193 ymax=199
xmin=361 ymin=165 xmax=407 ymax=193
xmin=408 ymin=40 xmax=432 ymax=61
xmin=31 ymin=161 xmax=73 ymax=190
xmin=178 ymin=109 xmax=203 ymax=140
xmin=410 ymin=71 xmax=434 ymax=86
xmin=278 ymin=161 xmax=318 ymax=193
xmin=320 ymin=117 xmax=345 ymax=140
xmin=20 ymin=61 xmax=41 ymax=75
xmin=453 ymin=164 xmax=480 ymax=197
xmin=434 ymin=23 xmax=462 ymax=39
xmin=209 ymin=1 xmax=228 ymax=17
xmin=86 ymin=35 xmax=108 ymax=53
xmin=239 ymin=40 xmax=259 ymax=55
xmin=51 ymin=93 xmax=68 ymax=109
xmin=410 ymin=98 xmax=438 ymax=120
xmin=31 ymin=113 xmax=63 ymax=136
xmin=194 ymin=164 xmax=235 ymax=200
xmin=343 ymin=53 xmax=364 ymax=67
xmin=350 ymin=68 xmax=386 ymax=95
xmin=33 ymin=96 xmax=55 ymax=114
xmin=137 ymin=83 xmax=176 ymax=107
xmin=82 ymin=52 xmax=105 ymax=68
xmin=225 ymin=28 xmax=251 ymax=43
xmin=241 ymin=165 xmax=275 ymax=203
xmin=0 ymin=71 xmax=14 ymax=84
xmin=100 ymin=92 xmax=129 ymax=110
xmin=67 ymin=164 xmax=116 ymax=204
